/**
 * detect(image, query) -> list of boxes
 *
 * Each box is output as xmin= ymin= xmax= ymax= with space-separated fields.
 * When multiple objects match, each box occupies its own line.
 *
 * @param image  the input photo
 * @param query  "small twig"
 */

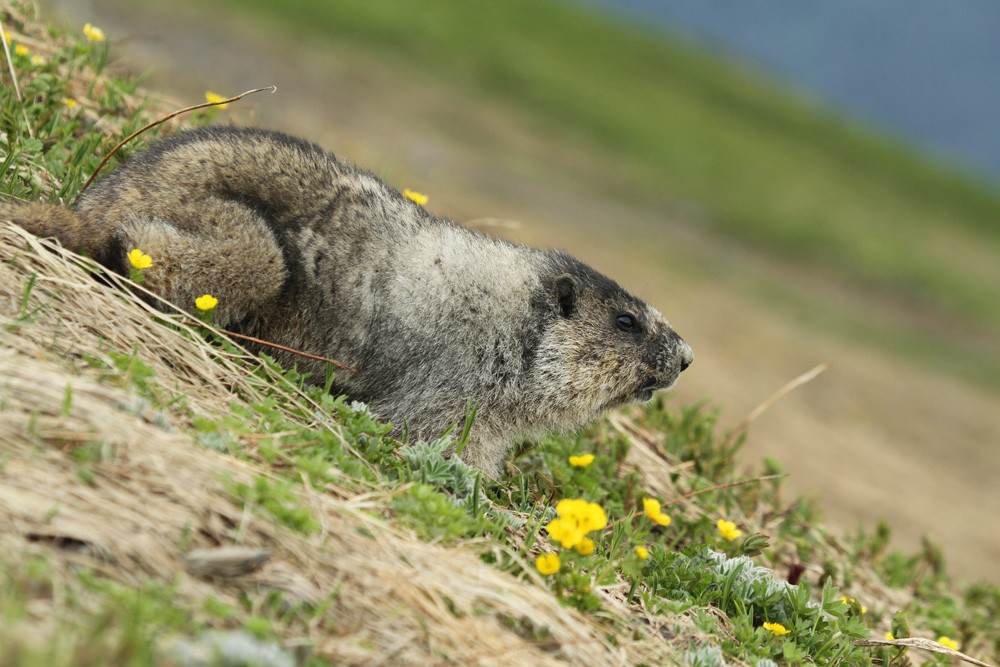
xmin=0 ymin=17 xmax=33 ymax=137
xmin=608 ymin=411 xmax=684 ymax=469
xmin=663 ymin=473 xmax=787 ymax=507
xmin=724 ymin=361 xmax=831 ymax=448
xmin=184 ymin=318 xmax=356 ymax=373
xmin=80 ymin=85 xmax=277 ymax=193
xmin=856 ymin=638 xmax=994 ymax=667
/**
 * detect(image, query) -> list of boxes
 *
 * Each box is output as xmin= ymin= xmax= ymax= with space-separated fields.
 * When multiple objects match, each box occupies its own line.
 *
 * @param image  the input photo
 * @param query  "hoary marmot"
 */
xmin=0 ymin=126 xmax=693 ymax=476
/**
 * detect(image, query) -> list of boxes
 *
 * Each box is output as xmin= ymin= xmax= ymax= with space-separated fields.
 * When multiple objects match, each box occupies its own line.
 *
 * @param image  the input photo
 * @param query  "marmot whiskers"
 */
xmin=0 ymin=127 xmax=693 ymax=476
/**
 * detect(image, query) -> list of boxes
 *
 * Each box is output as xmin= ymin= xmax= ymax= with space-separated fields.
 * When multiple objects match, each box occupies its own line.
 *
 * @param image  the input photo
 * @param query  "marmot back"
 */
xmin=0 ymin=126 xmax=693 ymax=477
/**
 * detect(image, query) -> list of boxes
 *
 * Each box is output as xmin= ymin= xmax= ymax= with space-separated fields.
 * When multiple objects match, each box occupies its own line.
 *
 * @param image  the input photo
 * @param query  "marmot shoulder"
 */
xmin=0 ymin=126 xmax=693 ymax=476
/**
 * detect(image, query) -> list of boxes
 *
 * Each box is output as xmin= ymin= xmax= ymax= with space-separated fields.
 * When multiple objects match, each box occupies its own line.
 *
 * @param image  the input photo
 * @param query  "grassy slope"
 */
xmin=78 ymin=0 xmax=1000 ymax=585
xmin=197 ymin=0 xmax=1000 ymax=389
xmin=3 ymin=4 xmax=1000 ymax=666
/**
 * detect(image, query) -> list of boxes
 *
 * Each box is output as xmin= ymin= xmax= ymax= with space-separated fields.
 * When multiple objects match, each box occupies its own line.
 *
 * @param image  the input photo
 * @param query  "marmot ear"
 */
xmin=553 ymin=274 xmax=576 ymax=318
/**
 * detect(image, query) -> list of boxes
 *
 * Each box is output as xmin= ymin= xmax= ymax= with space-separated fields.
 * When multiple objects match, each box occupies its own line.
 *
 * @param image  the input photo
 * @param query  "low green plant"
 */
xmin=1 ymin=17 xmax=162 ymax=204
xmin=0 ymin=559 xmax=191 ymax=665
xmin=227 ymin=475 xmax=320 ymax=535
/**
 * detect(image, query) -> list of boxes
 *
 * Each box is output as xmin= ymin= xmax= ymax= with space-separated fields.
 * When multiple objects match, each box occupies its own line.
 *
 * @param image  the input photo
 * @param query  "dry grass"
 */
xmin=0 ymin=7 xmax=702 ymax=659
xmin=3 ymin=221 xmax=978 ymax=665
xmin=0 ymin=225 xmax=974 ymax=667
xmin=0 ymin=222 xmax=708 ymax=663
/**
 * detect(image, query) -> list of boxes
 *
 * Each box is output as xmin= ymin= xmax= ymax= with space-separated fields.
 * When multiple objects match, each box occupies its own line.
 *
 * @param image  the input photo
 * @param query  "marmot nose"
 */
xmin=678 ymin=339 xmax=694 ymax=372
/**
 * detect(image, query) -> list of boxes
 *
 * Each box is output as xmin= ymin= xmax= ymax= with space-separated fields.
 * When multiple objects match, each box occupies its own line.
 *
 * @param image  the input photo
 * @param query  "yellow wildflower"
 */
xmin=63 ymin=98 xmax=78 ymax=109
xmin=195 ymin=294 xmax=219 ymax=311
xmin=546 ymin=517 xmax=584 ymax=549
xmin=403 ymin=188 xmax=428 ymax=206
xmin=568 ymin=453 xmax=594 ymax=467
xmin=634 ymin=546 xmax=649 ymax=560
xmin=575 ymin=538 xmax=594 ymax=556
xmin=937 ymin=636 xmax=959 ymax=651
xmin=840 ymin=596 xmax=867 ymax=614
xmin=884 ymin=632 xmax=895 ymax=641
xmin=205 ymin=91 xmax=230 ymax=109
xmin=15 ymin=44 xmax=28 ymax=56
xmin=717 ymin=519 xmax=743 ymax=541
xmin=642 ymin=497 xmax=672 ymax=526
xmin=83 ymin=23 xmax=105 ymax=42
xmin=535 ymin=553 xmax=560 ymax=575
xmin=127 ymin=249 xmax=152 ymax=269
xmin=556 ymin=498 xmax=607 ymax=533
xmin=545 ymin=498 xmax=607 ymax=549
xmin=31 ymin=55 xmax=44 ymax=65
xmin=763 ymin=622 xmax=790 ymax=636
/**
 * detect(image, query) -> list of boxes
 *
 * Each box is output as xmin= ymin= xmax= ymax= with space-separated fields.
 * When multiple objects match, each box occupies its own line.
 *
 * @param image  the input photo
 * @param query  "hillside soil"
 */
xmin=45 ymin=0 xmax=1000 ymax=582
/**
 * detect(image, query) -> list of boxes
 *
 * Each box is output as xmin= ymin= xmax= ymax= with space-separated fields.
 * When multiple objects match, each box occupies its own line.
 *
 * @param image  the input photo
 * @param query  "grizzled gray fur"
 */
xmin=0 ymin=127 xmax=693 ymax=477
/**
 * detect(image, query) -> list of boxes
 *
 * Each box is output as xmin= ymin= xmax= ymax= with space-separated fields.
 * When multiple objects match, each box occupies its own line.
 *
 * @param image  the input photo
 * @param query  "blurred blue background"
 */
xmin=583 ymin=0 xmax=1000 ymax=187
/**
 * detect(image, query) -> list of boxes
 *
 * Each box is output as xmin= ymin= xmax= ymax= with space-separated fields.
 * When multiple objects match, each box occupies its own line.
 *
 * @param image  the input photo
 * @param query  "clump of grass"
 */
xmin=0 ymin=7 xmax=175 ymax=203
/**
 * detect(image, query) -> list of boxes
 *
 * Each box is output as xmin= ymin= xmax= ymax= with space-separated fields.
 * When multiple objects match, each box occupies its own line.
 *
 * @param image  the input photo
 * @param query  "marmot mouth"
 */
xmin=605 ymin=378 xmax=673 ymax=411
xmin=634 ymin=379 xmax=662 ymax=403
xmin=635 ymin=374 xmax=680 ymax=402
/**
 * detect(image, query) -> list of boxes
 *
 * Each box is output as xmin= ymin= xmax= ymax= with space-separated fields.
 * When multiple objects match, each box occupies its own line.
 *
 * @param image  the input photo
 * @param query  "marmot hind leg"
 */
xmin=115 ymin=199 xmax=289 ymax=326
xmin=1 ymin=198 xmax=289 ymax=326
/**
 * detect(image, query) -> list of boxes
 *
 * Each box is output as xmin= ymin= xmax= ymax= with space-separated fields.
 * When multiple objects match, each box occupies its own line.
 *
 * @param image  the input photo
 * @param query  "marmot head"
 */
xmin=530 ymin=252 xmax=693 ymax=428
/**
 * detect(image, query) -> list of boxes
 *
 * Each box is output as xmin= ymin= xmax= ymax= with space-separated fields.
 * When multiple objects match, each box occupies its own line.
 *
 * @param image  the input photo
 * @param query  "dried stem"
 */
xmin=80 ymin=85 xmax=277 ymax=192
xmin=855 ymin=638 xmax=995 ymax=667
xmin=184 ymin=319 xmax=356 ymax=373
xmin=724 ymin=361 xmax=831 ymax=448
xmin=663 ymin=473 xmax=787 ymax=507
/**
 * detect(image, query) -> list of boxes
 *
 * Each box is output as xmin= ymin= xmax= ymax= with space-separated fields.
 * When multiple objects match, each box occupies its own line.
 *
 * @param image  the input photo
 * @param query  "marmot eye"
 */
xmin=616 ymin=314 xmax=637 ymax=332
